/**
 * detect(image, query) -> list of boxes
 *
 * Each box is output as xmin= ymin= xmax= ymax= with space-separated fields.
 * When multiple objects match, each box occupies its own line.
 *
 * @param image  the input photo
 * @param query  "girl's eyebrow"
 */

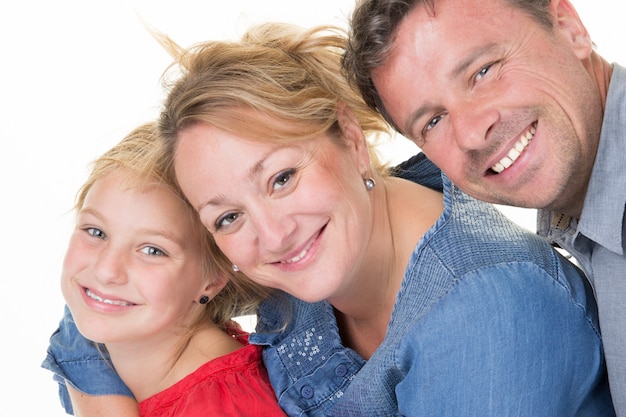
xmin=78 ymin=206 xmax=105 ymax=221
xmin=136 ymin=227 xmax=186 ymax=248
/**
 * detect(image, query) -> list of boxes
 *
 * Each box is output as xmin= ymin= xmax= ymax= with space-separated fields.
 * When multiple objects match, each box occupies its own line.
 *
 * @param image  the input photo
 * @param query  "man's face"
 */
xmin=373 ymin=0 xmax=602 ymax=214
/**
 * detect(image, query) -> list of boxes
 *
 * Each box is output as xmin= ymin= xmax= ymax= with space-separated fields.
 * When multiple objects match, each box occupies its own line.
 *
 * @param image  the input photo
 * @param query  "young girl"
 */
xmin=46 ymin=122 xmax=285 ymax=416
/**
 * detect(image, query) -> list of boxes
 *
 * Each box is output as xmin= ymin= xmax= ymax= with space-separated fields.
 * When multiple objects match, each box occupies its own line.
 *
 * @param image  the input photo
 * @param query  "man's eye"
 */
xmin=475 ymin=63 xmax=494 ymax=82
xmin=86 ymin=227 xmax=106 ymax=239
xmin=273 ymin=169 xmax=295 ymax=190
xmin=426 ymin=114 xmax=443 ymax=131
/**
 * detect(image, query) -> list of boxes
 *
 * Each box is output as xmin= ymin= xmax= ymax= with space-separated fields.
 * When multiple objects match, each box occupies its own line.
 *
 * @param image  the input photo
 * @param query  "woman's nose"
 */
xmin=252 ymin=204 xmax=297 ymax=253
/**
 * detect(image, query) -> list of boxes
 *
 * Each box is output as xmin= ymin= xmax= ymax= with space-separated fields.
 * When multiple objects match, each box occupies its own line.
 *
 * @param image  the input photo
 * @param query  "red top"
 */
xmin=138 ymin=332 xmax=286 ymax=417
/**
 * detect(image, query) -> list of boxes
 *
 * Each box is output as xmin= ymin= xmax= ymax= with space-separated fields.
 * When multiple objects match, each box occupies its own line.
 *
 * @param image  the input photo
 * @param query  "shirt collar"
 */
xmin=575 ymin=63 xmax=626 ymax=255
xmin=540 ymin=64 xmax=626 ymax=255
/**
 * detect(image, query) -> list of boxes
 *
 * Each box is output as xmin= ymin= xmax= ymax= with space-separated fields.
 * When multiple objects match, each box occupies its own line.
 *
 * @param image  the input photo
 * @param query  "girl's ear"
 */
xmin=336 ymin=102 xmax=372 ymax=175
xmin=197 ymin=272 xmax=229 ymax=303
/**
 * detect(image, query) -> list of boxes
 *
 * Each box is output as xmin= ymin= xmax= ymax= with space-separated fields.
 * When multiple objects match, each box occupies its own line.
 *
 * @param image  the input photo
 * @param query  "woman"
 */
xmin=43 ymin=123 xmax=285 ymax=416
xmin=45 ymin=23 xmax=615 ymax=416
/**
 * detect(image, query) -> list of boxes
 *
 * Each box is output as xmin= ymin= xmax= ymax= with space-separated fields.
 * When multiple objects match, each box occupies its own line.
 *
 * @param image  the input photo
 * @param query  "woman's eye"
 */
xmin=86 ymin=227 xmax=106 ymax=240
xmin=273 ymin=169 xmax=295 ymax=190
xmin=216 ymin=212 xmax=240 ymax=230
xmin=140 ymin=246 xmax=164 ymax=257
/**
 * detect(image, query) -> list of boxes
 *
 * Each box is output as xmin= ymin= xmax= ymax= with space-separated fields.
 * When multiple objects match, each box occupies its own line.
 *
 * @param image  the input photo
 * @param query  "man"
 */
xmin=343 ymin=0 xmax=626 ymax=414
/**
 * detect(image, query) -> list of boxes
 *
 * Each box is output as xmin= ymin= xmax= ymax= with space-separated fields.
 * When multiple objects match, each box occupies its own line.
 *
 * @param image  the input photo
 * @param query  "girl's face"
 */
xmin=62 ymin=171 xmax=213 ymax=345
xmin=174 ymin=119 xmax=374 ymax=304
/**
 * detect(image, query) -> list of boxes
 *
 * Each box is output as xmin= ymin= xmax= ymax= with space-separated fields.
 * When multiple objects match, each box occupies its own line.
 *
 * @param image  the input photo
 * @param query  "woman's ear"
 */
xmin=336 ymin=102 xmax=372 ymax=174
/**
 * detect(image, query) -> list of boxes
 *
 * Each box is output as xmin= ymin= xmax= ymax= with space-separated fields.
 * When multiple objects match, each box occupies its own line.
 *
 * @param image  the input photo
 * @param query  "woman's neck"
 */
xmin=106 ymin=322 xmax=243 ymax=402
xmin=332 ymin=177 xmax=443 ymax=359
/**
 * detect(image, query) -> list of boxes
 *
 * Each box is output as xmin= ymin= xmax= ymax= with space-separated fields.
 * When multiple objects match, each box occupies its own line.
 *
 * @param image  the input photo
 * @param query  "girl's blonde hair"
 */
xmin=75 ymin=122 xmax=272 ymax=333
xmin=155 ymin=22 xmax=392 ymax=173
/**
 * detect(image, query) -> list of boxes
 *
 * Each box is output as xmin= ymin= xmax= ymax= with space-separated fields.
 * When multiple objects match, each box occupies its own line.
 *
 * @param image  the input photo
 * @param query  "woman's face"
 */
xmin=61 ymin=171 xmax=211 ymax=345
xmin=174 ymin=121 xmax=373 ymax=303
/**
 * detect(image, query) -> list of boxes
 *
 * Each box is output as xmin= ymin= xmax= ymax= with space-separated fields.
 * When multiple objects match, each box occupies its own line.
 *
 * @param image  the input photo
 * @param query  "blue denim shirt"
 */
xmin=537 ymin=63 xmax=626 ymax=417
xmin=41 ymin=306 xmax=133 ymax=414
xmin=43 ymin=154 xmax=615 ymax=416
xmin=250 ymin=155 xmax=615 ymax=416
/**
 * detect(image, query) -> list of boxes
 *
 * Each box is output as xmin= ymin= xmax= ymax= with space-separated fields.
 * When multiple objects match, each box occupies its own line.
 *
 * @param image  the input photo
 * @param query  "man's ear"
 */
xmin=336 ymin=102 xmax=372 ymax=174
xmin=551 ymin=0 xmax=592 ymax=59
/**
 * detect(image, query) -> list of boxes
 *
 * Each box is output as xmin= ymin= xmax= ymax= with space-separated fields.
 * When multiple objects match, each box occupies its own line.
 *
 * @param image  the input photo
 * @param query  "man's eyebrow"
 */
xmin=450 ymin=43 xmax=499 ymax=79
xmin=404 ymin=102 xmax=436 ymax=137
xmin=403 ymin=43 xmax=499 ymax=135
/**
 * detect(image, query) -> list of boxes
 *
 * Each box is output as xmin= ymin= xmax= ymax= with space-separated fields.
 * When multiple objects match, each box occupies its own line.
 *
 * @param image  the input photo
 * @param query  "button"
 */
xmin=301 ymin=385 xmax=314 ymax=399
xmin=334 ymin=364 xmax=348 ymax=377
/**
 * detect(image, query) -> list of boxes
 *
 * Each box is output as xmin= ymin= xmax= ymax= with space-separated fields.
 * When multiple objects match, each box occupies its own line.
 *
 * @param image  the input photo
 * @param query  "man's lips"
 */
xmin=490 ymin=121 xmax=537 ymax=174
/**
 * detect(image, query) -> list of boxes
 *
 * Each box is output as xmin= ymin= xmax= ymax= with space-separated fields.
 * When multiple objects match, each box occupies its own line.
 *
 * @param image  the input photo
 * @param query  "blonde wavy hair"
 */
xmin=74 ymin=122 xmax=272 ymax=335
xmin=155 ymin=22 xmax=392 ymax=174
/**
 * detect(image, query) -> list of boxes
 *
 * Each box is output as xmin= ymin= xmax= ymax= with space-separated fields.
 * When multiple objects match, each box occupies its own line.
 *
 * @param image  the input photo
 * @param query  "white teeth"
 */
xmin=86 ymin=288 xmax=133 ymax=306
xmin=491 ymin=123 xmax=536 ymax=174
xmin=507 ymin=147 xmax=520 ymax=161
xmin=281 ymin=239 xmax=314 ymax=264
xmin=500 ymin=157 xmax=513 ymax=169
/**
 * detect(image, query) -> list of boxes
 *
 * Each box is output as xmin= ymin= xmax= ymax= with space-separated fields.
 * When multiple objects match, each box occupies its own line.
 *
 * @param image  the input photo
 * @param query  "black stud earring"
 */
xmin=199 ymin=295 xmax=210 ymax=304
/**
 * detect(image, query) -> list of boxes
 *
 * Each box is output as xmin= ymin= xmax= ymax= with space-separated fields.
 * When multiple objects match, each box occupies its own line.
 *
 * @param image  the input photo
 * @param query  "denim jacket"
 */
xmin=42 ymin=154 xmax=615 ymax=416
xmin=250 ymin=155 xmax=615 ymax=416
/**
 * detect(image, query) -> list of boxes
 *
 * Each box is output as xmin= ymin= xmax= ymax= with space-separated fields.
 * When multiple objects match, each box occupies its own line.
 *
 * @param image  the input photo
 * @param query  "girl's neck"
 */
xmin=106 ymin=322 xmax=243 ymax=402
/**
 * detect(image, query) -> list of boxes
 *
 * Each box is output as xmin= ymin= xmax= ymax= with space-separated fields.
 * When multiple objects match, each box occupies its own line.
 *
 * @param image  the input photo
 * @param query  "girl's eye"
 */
xmin=215 ymin=212 xmax=240 ymax=230
xmin=140 ymin=246 xmax=165 ymax=257
xmin=86 ymin=227 xmax=106 ymax=240
xmin=272 ymin=168 xmax=296 ymax=190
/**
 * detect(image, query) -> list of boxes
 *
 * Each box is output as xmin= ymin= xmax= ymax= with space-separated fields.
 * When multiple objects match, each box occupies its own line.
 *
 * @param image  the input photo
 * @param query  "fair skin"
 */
xmin=175 ymin=105 xmax=443 ymax=358
xmin=62 ymin=171 xmax=239 ymax=406
xmin=67 ymin=389 xmax=140 ymax=417
xmin=372 ymin=0 xmax=613 ymax=218
xmin=62 ymin=107 xmax=443 ymax=415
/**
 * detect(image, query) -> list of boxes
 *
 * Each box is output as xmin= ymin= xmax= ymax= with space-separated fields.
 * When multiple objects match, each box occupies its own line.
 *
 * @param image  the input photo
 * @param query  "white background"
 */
xmin=0 ymin=1 xmax=622 ymax=415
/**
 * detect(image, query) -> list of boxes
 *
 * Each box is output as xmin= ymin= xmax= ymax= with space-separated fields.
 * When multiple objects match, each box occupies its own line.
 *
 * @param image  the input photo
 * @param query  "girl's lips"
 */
xmin=84 ymin=287 xmax=136 ymax=307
